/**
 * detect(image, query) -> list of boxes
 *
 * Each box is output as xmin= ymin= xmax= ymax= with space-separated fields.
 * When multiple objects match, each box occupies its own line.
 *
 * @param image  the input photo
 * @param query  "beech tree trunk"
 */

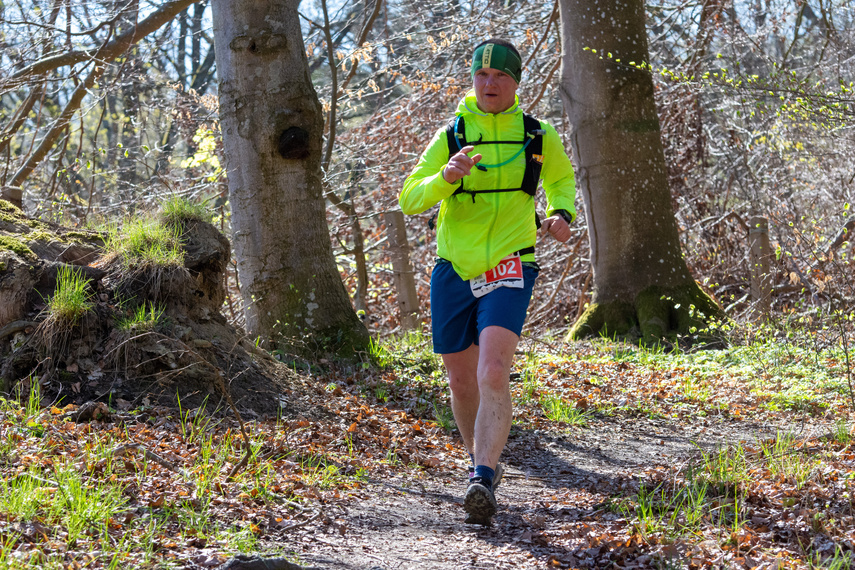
xmin=211 ymin=0 xmax=369 ymax=354
xmin=558 ymin=0 xmax=723 ymax=344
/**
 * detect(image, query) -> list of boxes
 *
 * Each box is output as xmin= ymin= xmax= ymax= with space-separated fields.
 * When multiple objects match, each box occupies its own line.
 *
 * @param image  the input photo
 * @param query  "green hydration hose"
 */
xmin=453 ymin=116 xmax=535 ymax=172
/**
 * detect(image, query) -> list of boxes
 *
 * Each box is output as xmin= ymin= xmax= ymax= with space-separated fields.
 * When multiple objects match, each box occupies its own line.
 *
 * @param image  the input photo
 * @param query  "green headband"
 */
xmin=471 ymin=43 xmax=522 ymax=83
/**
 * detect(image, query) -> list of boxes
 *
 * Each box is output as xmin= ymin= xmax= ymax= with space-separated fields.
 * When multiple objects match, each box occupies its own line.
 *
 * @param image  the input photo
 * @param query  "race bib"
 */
xmin=470 ymin=254 xmax=524 ymax=298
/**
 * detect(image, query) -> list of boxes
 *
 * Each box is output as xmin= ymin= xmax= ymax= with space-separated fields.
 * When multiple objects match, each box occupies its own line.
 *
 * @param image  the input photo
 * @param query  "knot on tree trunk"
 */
xmin=229 ymin=33 xmax=288 ymax=55
xmin=278 ymin=127 xmax=310 ymax=159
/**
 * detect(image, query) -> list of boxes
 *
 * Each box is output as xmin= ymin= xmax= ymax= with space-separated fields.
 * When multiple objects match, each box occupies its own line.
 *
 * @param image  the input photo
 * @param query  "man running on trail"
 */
xmin=399 ymin=38 xmax=577 ymax=525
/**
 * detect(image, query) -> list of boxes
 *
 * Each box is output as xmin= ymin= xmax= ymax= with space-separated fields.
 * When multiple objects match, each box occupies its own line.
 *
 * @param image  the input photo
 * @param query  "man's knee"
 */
xmin=448 ymin=372 xmax=479 ymax=399
xmin=477 ymin=358 xmax=512 ymax=392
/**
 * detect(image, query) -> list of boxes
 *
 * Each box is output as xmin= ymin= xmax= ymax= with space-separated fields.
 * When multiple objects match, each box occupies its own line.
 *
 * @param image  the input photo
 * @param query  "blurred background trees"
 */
xmin=1 ymin=0 xmax=853 ymax=347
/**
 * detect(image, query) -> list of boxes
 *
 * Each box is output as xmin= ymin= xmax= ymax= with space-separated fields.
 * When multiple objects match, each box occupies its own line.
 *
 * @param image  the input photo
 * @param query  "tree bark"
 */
xmin=558 ymin=0 xmax=723 ymax=344
xmin=211 ymin=0 xmax=369 ymax=355
xmin=385 ymin=209 xmax=420 ymax=331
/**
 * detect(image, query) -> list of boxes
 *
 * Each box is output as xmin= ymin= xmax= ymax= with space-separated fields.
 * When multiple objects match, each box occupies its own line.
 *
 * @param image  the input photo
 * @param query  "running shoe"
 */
xmin=463 ymin=476 xmax=497 ymax=525
xmin=467 ymin=463 xmax=503 ymax=490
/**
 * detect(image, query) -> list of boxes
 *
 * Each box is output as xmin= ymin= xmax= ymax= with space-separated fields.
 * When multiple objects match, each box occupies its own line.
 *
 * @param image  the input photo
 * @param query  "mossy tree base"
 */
xmin=568 ymin=282 xmax=725 ymax=347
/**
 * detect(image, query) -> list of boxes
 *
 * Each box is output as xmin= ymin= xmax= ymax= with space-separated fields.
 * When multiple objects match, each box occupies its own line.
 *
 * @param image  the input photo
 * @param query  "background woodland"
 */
xmin=2 ymin=2 xmax=855 ymax=568
xmin=1 ymin=0 xmax=854 ymax=340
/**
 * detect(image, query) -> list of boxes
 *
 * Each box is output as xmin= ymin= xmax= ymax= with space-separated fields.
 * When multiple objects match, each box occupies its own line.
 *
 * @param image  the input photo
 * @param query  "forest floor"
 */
xmin=1 ymin=336 xmax=854 ymax=569
xmin=286 ymin=414 xmax=797 ymax=570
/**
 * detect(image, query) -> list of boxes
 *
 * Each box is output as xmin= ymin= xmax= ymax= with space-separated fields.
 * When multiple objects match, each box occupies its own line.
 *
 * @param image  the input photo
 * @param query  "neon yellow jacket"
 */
xmin=400 ymin=90 xmax=577 ymax=281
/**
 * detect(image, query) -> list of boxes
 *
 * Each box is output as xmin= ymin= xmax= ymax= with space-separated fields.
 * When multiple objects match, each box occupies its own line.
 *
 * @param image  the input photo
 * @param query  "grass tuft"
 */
xmin=46 ymin=265 xmax=93 ymax=325
xmin=368 ymin=330 xmax=442 ymax=375
xmin=106 ymin=217 xmax=184 ymax=268
xmin=160 ymin=195 xmax=213 ymax=226
xmin=432 ymin=402 xmax=456 ymax=431
xmin=695 ymin=443 xmax=750 ymax=494
xmin=116 ymin=301 xmax=164 ymax=332
xmin=37 ymin=265 xmax=94 ymax=357
xmin=760 ymin=432 xmax=817 ymax=489
xmin=541 ymin=394 xmax=590 ymax=426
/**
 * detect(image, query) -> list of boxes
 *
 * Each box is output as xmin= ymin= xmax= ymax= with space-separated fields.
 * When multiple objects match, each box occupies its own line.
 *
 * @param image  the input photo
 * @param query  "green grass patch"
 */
xmin=567 ymin=328 xmax=855 ymax=416
xmin=106 ymin=217 xmax=184 ymax=268
xmin=540 ymin=394 xmax=590 ymax=426
xmin=368 ymin=330 xmax=442 ymax=376
xmin=621 ymin=478 xmax=709 ymax=540
xmin=0 ymin=389 xmax=337 ymax=567
xmin=46 ymin=265 xmax=93 ymax=325
xmin=160 ymin=195 xmax=213 ymax=226
xmin=760 ymin=432 xmax=817 ymax=489
xmin=298 ymin=454 xmax=346 ymax=489
xmin=116 ymin=301 xmax=165 ymax=332
xmin=432 ymin=402 xmax=456 ymax=431
xmin=0 ymin=462 xmax=128 ymax=551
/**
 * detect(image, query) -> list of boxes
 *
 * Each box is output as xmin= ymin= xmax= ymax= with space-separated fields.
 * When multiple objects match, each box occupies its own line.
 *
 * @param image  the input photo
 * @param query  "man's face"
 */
xmin=473 ymin=67 xmax=518 ymax=114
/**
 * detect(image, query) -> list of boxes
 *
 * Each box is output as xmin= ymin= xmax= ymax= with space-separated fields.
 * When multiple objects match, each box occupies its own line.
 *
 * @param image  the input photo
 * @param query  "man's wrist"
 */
xmin=554 ymin=209 xmax=573 ymax=224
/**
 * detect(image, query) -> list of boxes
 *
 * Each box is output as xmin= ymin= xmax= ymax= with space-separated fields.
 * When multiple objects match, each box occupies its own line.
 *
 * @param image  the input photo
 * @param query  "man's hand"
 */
xmin=442 ymin=145 xmax=483 ymax=184
xmin=540 ymin=215 xmax=571 ymax=243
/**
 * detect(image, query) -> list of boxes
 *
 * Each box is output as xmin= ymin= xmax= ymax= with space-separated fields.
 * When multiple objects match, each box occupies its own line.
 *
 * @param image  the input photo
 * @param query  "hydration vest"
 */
xmin=445 ymin=113 xmax=545 ymax=202
xmin=429 ymin=113 xmax=545 ymax=231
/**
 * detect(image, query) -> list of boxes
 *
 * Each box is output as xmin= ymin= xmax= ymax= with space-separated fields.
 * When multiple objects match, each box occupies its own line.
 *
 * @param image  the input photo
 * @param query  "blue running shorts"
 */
xmin=430 ymin=260 xmax=539 ymax=354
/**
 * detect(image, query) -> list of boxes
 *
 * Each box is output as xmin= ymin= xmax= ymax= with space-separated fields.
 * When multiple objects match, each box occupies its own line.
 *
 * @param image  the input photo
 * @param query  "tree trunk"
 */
xmin=211 ymin=0 xmax=369 ymax=355
xmin=385 ymin=209 xmax=420 ymax=331
xmin=558 ymin=0 xmax=723 ymax=345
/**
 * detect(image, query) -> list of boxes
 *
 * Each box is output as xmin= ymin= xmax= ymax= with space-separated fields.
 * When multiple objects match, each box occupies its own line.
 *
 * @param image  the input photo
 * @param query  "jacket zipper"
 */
xmin=484 ymin=113 xmax=504 ymax=269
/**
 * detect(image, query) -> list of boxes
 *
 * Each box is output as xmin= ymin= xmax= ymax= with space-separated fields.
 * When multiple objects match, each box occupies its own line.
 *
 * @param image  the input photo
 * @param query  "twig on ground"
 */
xmin=112 ymin=442 xmax=180 ymax=473
xmin=277 ymin=507 xmax=321 ymax=532
xmin=227 ymin=451 xmax=251 ymax=480
xmin=310 ymin=536 xmax=337 ymax=547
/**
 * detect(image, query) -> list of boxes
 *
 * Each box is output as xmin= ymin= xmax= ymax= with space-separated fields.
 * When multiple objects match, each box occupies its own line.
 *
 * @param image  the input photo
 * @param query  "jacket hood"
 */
xmin=457 ymin=89 xmax=522 ymax=118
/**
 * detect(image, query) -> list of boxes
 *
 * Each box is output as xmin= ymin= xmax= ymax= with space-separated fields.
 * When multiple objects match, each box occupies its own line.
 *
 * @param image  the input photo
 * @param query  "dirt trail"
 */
xmin=270 ymin=414 xmax=821 ymax=570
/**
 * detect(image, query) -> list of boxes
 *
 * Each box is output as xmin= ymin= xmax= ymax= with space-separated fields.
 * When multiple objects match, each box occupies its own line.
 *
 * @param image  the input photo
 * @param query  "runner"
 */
xmin=399 ymin=38 xmax=577 ymax=525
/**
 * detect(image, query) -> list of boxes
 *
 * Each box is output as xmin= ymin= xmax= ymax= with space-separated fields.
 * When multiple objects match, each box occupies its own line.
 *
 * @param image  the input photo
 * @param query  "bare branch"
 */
xmin=321 ymin=0 xmax=339 ymax=173
xmin=9 ymin=60 xmax=107 ymax=188
xmin=527 ymin=57 xmax=560 ymax=109
xmin=337 ymin=0 xmax=383 ymax=94
xmin=6 ymin=0 xmax=201 ymax=190
xmin=3 ymin=16 xmax=120 ymax=38
xmin=523 ymin=0 xmax=558 ymax=70
xmin=0 ymin=81 xmax=45 ymax=156
xmin=7 ymin=0 xmax=200 ymax=86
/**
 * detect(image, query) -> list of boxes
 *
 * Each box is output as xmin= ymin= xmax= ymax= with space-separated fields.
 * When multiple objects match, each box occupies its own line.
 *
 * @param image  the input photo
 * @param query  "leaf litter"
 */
xmin=0 ymin=339 xmax=851 ymax=569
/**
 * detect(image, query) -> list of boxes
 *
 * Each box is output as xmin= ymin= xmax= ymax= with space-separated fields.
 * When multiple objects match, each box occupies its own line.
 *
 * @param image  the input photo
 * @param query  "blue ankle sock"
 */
xmin=468 ymin=453 xmax=475 ymax=466
xmin=473 ymin=465 xmax=495 ymax=486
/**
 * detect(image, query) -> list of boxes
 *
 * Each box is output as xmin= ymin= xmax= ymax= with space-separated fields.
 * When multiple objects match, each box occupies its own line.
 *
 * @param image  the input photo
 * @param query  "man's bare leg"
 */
xmin=442 ymin=327 xmax=519 ymax=469
xmin=473 ymin=325 xmax=519 ymax=469
xmin=442 ymin=343 xmax=480 ymax=458
xmin=450 ymin=325 xmax=518 ymax=524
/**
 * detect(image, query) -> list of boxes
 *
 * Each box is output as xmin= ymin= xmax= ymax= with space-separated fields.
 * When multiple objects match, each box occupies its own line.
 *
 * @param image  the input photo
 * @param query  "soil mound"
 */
xmin=0 ymin=200 xmax=304 ymax=417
